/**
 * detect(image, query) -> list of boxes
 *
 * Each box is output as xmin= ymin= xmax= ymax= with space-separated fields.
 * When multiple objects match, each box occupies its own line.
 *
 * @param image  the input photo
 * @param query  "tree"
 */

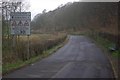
xmin=2 ymin=0 xmax=30 ymax=37
xmin=42 ymin=9 xmax=47 ymax=14
xmin=31 ymin=2 xmax=118 ymax=36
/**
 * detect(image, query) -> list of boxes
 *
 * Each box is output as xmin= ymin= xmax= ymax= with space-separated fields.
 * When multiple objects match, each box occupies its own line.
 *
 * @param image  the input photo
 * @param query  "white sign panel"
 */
xmin=10 ymin=12 xmax=31 ymax=35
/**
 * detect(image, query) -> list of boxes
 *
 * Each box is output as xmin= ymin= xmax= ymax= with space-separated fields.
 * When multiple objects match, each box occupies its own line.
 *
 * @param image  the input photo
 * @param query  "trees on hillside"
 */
xmin=31 ymin=2 xmax=118 ymax=35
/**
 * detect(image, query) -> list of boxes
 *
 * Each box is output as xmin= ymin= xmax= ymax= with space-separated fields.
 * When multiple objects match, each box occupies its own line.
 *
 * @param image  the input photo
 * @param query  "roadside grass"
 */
xmin=112 ymin=50 xmax=120 ymax=57
xmin=92 ymin=35 xmax=120 ymax=58
xmin=20 ymin=33 xmax=66 ymax=41
xmin=3 ymin=43 xmax=64 ymax=75
xmin=3 ymin=33 xmax=67 ymax=75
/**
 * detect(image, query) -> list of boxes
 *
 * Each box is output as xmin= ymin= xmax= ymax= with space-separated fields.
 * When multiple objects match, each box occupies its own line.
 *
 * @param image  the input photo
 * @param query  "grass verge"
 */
xmin=3 ymin=36 xmax=68 ymax=76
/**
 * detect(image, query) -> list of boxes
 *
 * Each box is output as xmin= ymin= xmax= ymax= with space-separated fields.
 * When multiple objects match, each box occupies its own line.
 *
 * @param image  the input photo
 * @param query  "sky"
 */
xmin=29 ymin=0 xmax=80 ymax=19
xmin=29 ymin=0 xmax=119 ymax=19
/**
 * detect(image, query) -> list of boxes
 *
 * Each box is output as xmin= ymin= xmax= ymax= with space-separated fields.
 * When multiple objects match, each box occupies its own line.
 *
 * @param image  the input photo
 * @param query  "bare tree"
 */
xmin=1 ymin=0 xmax=30 ymax=44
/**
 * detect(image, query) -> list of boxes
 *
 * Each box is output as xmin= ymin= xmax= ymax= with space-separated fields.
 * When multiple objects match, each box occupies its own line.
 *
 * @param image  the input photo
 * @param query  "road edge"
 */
xmin=86 ymin=36 xmax=118 ymax=79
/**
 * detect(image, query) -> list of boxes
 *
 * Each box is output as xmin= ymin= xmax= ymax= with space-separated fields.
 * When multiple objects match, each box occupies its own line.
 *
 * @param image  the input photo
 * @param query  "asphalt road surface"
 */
xmin=4 ymin=35 xmax=115 ymax=78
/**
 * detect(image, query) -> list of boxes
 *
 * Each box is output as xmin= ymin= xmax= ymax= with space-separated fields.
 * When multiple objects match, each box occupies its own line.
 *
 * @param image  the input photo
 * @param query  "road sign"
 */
xmin=11 ymin=20 xmax=17 ymax=26
xmin=10 ymin=12 xmax=31 ymax=35
xmin=24 ymin=20 xmax=29 ymax=26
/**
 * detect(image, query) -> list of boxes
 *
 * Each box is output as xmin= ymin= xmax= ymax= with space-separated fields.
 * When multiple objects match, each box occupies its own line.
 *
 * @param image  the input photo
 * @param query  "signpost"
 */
xmin=10 ymin=12 xmax=31 ymax=60
xmin=10 ymin=12 xmax=31 ymax=35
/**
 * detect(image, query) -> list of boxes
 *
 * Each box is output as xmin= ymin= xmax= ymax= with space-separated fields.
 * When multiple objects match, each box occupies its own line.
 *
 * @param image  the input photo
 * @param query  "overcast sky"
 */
xmin=29 ymin=0 xmax=80 ymax=19
xmin=29 ymin=0 xmax=119 ymax=19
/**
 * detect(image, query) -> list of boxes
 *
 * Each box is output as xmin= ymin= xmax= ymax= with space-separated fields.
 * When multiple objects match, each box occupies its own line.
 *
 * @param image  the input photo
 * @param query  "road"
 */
xmin=4 ymin=35 xmax=115 ymax=78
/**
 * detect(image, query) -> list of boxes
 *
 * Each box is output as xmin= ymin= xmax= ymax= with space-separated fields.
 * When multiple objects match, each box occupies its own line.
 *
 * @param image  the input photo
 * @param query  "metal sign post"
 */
xmin=27 ymin=35 xmax=30 ymax=60
xmin=10 ymin=12 xmax=31 ymax=60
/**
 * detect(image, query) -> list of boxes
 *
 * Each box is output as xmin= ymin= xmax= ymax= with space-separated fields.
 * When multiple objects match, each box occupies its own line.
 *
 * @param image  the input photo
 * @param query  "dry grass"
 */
xmin=19 ymin=33 xmax=66 ymax=42
xmin=2 ymin=33 xmax=67 ymax=74
xmin=3 ymin=33 xmax=67 ymax=64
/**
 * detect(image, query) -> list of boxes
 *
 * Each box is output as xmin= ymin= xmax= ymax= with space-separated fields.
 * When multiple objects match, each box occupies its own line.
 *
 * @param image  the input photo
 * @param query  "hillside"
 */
xmin=31 ymin=2 xmax=118 ymax=35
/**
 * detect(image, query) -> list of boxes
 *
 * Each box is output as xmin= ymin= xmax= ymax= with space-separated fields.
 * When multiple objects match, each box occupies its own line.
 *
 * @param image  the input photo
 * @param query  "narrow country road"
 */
xmin=4 ymin=35 xmax=115 ymax=78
